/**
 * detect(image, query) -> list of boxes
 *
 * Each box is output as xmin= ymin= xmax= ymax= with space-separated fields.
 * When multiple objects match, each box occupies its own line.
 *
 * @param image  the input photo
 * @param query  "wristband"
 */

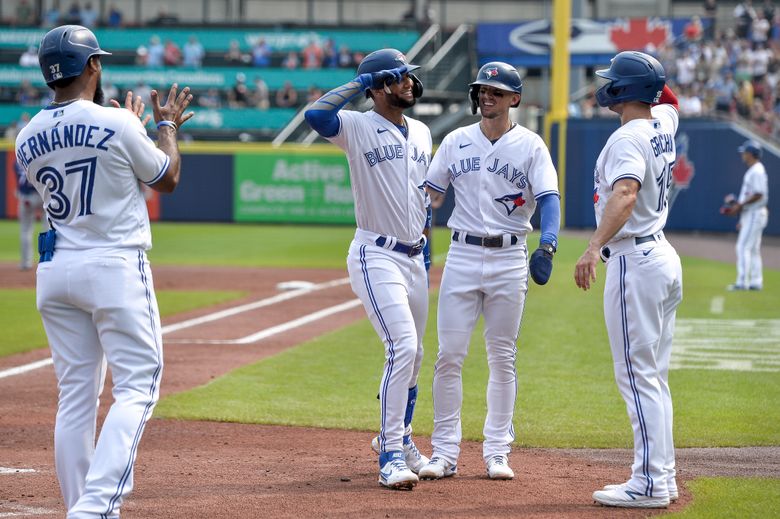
xmin=157 ymin=120 xmax=178 ymax=131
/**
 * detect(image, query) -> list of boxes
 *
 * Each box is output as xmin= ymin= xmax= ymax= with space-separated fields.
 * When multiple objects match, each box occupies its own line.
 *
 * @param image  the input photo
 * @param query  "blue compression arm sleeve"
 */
xmin=304 ymin=80 xmax=366 ymax=138
xmin=538 ymin=193 xmax=561 ymax=249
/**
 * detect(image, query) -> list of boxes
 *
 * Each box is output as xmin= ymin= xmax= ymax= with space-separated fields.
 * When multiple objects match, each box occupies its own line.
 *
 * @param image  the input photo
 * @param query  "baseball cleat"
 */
xmin=378 ymin=451 xmax=418 ymax=490
xmin=726 ymin=284 xmax=747 ymax=291
xmin=418 ymin=456 xmax=457 ymax=480
xmin=371 ymin=435 xmax=430 ymax=474
xmin=593 ymin=487 xmax=670 ymax=508
xmin=603 ymin=482 xmax=678 ymax=502
xmin=485 ymin=454 xmax=514 ymax=480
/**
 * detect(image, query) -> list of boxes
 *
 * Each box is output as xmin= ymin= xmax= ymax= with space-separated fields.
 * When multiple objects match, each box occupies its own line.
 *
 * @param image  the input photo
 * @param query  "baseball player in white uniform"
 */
xmin=14 ymin=157 xmax=49 ymax=270
xmin=15 ymin=25 xmax=194 ymax=518
xmin=420 ymin=62 xmax=561 ymax=480
xmin=305 ymin=48 xmax=431 ymax=490
xmin=723 ymin=140 xmax=769 ymax=291
xmin=574 ymin=51 xmax=682 ymax=508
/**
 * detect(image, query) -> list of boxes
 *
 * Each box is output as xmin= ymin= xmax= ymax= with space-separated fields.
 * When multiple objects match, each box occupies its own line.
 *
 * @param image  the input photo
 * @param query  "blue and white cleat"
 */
xmin=593 ymin=486 xmax=670 ymax=508
xmin=371 ymin=435 xmax=429 ymax=473
xmin=378 ymin=451 xmax=418 ymax=490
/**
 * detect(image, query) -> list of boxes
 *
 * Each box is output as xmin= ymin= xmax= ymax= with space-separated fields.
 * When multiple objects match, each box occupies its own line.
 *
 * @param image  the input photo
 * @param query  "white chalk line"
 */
xmin=0 ymin=277 xmax=351 ymax=380
xmin=0 ymin=503 xmax=56 ymax=517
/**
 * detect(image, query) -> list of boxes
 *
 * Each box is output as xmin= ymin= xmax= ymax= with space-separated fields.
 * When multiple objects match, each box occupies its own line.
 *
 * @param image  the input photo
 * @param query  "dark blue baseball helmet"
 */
xmin=469 ymin=62 xmax=523 ymax=114
xmin=738 ymin=139 xmax=763 ymax=159
xmin=38 ymin=25 xmax=111 ymax=87
xmin=595 ymin=51 xmax=665 ymax=107
xmin=357 ymin=48 xmax=423 ymax=98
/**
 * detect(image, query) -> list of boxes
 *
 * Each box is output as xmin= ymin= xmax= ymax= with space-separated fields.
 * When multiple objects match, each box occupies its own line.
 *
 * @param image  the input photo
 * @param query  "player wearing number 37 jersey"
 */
xmin=15 ymin=25 xmax=194 ymax=519
xmin=575 ymin=51 xmax=682 ymax=509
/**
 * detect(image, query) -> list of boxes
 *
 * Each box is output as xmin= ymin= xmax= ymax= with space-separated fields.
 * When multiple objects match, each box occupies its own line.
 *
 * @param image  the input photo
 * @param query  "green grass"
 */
xmin=156 ymin=232 xmax=780 ymax=448
xmin=0 ymin=289 xmax=245 ymax=357
xmin=668 ymin=478 xmax=780 ymax=518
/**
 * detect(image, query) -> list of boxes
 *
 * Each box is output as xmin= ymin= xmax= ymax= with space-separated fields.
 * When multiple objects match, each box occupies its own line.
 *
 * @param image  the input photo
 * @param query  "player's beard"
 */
xmin=387 ymin=92 xmax=415 ymax=109
xmin=93 ymin=76 xmax=105 ymax=106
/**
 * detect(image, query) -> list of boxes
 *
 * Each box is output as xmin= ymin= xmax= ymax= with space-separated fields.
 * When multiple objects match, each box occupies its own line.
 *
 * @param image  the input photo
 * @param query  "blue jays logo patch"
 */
xmin=495 ymin=192 xmax=526 ymax=215
xmin=484 ymin=67 xmax=499 ymax=78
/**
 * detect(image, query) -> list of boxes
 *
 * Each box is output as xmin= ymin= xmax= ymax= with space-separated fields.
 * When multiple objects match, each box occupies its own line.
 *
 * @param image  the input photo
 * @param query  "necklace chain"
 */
xmin=49 ymin=98 xmax=81 ymax=106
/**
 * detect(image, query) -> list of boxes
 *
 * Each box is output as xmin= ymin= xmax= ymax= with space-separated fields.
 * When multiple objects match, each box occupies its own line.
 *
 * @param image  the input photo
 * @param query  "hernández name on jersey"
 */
xmin=16 ymin=123 xmax=116 ymax=169
xmin=448 ymin=156 xmax=528 ymax=190
xmin=363 ymin=143 xmax=429 ymax=168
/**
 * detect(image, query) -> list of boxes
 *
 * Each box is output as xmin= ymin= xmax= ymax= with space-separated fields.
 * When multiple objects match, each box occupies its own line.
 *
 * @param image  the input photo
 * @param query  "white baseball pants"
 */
xmin=736 ymin=208 xmax=768 ymax=289
xmin=431 ymin=238 xmax=527 ymax=464
xmin=347 ymin=230 xmax=428 ymax=454
xmin=603 ymin=236 xmax=682 ymax=499
xmin=37 ymin=248 xmax=163 ymax=519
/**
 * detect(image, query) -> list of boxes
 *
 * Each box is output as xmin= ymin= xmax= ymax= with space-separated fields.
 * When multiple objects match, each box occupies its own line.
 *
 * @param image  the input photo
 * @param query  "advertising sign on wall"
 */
xmin=234 ymin=152 xmax=355 ymax=224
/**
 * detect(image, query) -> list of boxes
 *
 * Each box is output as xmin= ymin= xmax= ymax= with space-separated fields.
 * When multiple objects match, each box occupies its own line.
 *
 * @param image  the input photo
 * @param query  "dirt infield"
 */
xmin=1 ymin=232 xmax=778 ymax=517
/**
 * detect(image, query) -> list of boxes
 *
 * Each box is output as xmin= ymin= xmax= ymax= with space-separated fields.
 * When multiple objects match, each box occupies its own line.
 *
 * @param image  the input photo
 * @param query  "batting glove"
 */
xmin=355 ymin=65 xmax=409 ymax=92
xmin=529 ymin=243 xmax=555 ymax=285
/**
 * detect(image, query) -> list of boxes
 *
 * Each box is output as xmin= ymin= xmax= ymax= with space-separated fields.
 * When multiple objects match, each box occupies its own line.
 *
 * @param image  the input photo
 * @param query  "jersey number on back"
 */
xmin=36 ymin=157 xmax=97 ymax=220
xmin=656 ymin=160 xmax=675 ymax=212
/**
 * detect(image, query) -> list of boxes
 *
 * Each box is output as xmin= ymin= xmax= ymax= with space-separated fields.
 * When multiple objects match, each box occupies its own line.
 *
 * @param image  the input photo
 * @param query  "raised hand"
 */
xmin=355 ymin=66 xmax=409 ymax=91
xmin=110 ymin=91 xmax=152 ymax=127
xmin=150 ymin=83 xmax=195 ymax=129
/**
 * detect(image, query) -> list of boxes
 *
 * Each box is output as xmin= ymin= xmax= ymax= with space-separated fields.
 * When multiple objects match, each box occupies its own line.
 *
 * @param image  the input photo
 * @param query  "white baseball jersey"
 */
xmin=15 ymin=100 xmax=169 ymax=251
xmin=327 ymin=109 xmax=431 ymax=243
xmin=426 ymin=122 xmax=559 ymax=235
xmin=738 ymin=161 xmax=768 ymax=211
xmin=596 ymin=102 xmax=682 ymax=501
xmin=594 ymin=104 xmax=679 ymax=242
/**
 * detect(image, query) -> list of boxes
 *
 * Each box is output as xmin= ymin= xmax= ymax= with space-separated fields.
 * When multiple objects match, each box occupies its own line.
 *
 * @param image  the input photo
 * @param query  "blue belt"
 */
xmin=375 ymin=236 xmax=425 ymax=257
xmin=452 ymin=231 xmax=518 ymax=248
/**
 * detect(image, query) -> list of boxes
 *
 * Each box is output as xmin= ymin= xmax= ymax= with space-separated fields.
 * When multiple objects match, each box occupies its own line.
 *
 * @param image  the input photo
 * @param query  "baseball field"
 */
xmin=0 ymin=220 xmax=778 ymax=518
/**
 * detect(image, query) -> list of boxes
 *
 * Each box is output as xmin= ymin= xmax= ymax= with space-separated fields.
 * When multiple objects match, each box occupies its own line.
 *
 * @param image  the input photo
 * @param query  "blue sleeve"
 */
xmin=304 ymin=80 xmax=366 ymax=138
xmin=538 ymin=193 xmax=560 ymax=249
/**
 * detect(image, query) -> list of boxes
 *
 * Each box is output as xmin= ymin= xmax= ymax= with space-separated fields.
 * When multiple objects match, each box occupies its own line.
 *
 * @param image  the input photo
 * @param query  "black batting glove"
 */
xmin=529 ymin=242 xmax=556 ymax=285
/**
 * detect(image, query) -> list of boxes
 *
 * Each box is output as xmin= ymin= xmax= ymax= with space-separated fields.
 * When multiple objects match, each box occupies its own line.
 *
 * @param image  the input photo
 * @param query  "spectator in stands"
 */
xmin=64 ymin=2 xmax=82 ymax=25
xmin=702 ymin=0 xmax=717 ymax=40
xmin=282 ymin=51 xmax=300 ymax=70
xmin=15 ymin=0 xmax=36 ymax=26
xmin=151 ymin=8 xmax=179 ymax=26
xmin=132 ymin=81 xmax=152 ymax=105
xmin=323 ymin=38 xmax=338 ymax=68
xmin=146 ymin=36 xmax=165 ymax=67
xmin=19 ymin=46 xmax=39 ymax=68
xmin=252 ymin=77 xmax=270 ymax=110
xmin=735 ymin=1 xmax=757 ymax=39
xmin=683 ymin=16 xmax=704 ymax=47
xmin=198 ymin=88 xmax=223 ymax=109
xmin=275 ymin=81 xmax=298 ymax=108
xmin=135 ymin=46 xmax=148 ymax=66
xmin=252 ymin=39 xmax=272 ymax=67
xmin=224 ymin=40 xmax=246 ymax=65
xmin=676 ymin=49 xmax=697 ymax=87
xmin=228 ymin=73 xmax=251 ymax=108
xmin=762 ymin=0 xmax=776 ymax=22
xmin=16 ymin=80 xmax=40 ymax=106
xmin=736 ymin=79 xmax=755 ymax=117
xmin=306 ymin=85 xmax=323 ymax=105
xmin=183 ymin=36 xmax=205 ymax=68
xmin=337 ymin=45 xmax=354 ymax=68
xmin=752 ymin=13 xmax=772 ymax=45
xmin=42 ymin=0 xmax=62 ymax=28
xmin=710 ymin=70 xmax=738 ymax=113
xmin=80 ymin=2 xmax=98 ymax=28
xmin=679 ymin=85 xmax=704 ymax=115
xmin=103 ymin=81 xmax=119 ymax=105
xmin=163 ymin=39 xmax=183 ymax=67
xmin=107 ymin=4 xmax=123 ymax=27
xmin=301 ymin=39 xmax=323 ymax=69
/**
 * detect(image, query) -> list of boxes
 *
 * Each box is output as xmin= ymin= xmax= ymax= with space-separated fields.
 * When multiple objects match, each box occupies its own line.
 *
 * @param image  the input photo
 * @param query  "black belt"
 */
xmin=601 ymin=234 xmax=657 ymax=260
xmin=375 ymin=236 xmax=425 ymax=257
xmin=452 ymin=231 xmax=518 ymax=248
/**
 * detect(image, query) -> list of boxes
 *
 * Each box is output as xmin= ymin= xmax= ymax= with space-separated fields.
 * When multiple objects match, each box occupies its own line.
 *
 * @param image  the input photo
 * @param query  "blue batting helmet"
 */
xmin=357 ymin=48 xmax=423 ymax=98
xmin=738 ymin=139 xmax=763 ymax=159
xmin=595 ymin=51 xmax=665 ymax=107
xmin=38 ymin=25 xmax=111 ymax=87
xmin=469 ymin=62 xmax=523 ymax=114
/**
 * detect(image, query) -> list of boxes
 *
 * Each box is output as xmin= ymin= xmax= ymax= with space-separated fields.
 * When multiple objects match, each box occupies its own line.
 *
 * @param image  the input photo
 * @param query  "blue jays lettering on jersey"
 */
xmin=363 ymin=143 xmax=429 ymax=168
